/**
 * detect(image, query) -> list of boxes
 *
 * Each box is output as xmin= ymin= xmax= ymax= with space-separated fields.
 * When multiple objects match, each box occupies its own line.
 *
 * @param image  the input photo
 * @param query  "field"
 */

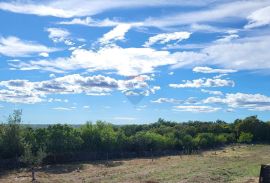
xmin=0 ymin=144 xmax=269 ymax=183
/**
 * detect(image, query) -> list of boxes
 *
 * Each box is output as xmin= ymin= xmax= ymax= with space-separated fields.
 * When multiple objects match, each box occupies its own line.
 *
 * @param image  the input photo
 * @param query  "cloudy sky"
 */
xmin=0 ymin=0 xmax=270 ymax=124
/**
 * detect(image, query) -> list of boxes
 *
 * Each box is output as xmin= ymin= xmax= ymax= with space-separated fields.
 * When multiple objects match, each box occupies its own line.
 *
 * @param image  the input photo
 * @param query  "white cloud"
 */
xmin=144 ymin=1 xmax=270 ymax=28
xmin=114 ymin=117 xmax=136 ymax=121
xmin=0 ymin=0 xmax=209 ymax=18
xmin=0 ymin=36 xmax=56 ymax=57
xmin=168 ymin=72 xmax=174 ymax=75
xmin=171 ymin=35 xmax=270 ymax=72
xmin=213 ymin=74 xmax=228 ymax=79
xmin=189 ymin=23 xmax=227 ymax=33
xmin=201 ymin=89 xmax=223 ymax=96
xmin=49 ymin=74 xmax=56 ymax=78
xmin=83 ymin=105 xmax=90 ymax=109
xmin=169 ymin=78 xmax=235 ymax=88
xmin=151 ymin=97 xmax=200 ymax=105
xmin=215 ymin=34 xmax=239 ymax=43
xmin=46 ymin=28 xmax=72 ymax=44
xmin=122 ymin=85 xmax=160 ymax=97
xmin=203 ymin=93 xmax=270 ymax=111
xmin=144 ymin=31 xmax=191 ymax=47
xmin=48 ymin=98 xmax=68 ymax=103
xmin=0 ymin=89 xmax=44 ymax=104
xmin=52 ymin=107 xmax=75 ymax=111
xmin=39 ymin=52 xmax=49 ymax=57
xmin=173 ymin=105 xmax=220 ymax=113
xmin=245 ymin=6 xmax=270 ymax=29
xmin=202 ymin=36 xmax=270 ymax=71
xmin=12 ymin=46 xmax=192 ymax=76
xmin=0 ymin=73 xmax=156 ymax=103
xmin=193 ymin=66 xmax=237 ymax=74
xmin=226 ymin=108 xmax=235 ymax=112
xmin=151 ymin=98 xmax=182 ymax=104
xmin=11 ymin=34 xmax=270 ymax=75
xmin=99 ymin=24 xmax=132 ymax=44
xmin=59 ymin=17 xmax=124 ymax=27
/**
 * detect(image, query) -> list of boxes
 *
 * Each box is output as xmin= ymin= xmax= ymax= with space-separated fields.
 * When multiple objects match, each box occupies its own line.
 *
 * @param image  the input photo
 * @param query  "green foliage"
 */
xmin=1 ymin=110 xmax=24 ymax=158
xmin=130 ymin=131 xmax=172 ymax=151
xmin=1 ymin=110 xmax=270 ymax=166
xmin=46 ymin=124 xmax=83 ymax=154
xmin=20 ymin=143 xmax=46 ymax=167
xmin=234 ymin=116 xmax=269 ymax=141
xmin=238 ymin=132 xmax=253 ymax=143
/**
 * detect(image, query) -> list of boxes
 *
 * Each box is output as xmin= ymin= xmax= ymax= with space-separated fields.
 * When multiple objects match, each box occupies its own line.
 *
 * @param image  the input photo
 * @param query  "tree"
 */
xmin=47 ymin=124 xmax=83 ymax=156
xmin=1 ymin=110 xmax=24 ymax=159
xmin=234 ymin=116 xmax=266 ymax=141
xmin=238 ymin=132 xmax=253 ymax=143
xmin=80 ymin=122 xmax=101 ymax=152
xmin=182 ymin=135 xmax=194 ymax=153
xmin=0 ymin=124 xmax=3 ymax=158
xmin=20 ymin=143 xmax=46 ymax=182
xmin=96 ymin=121 xmax=117 ymax=152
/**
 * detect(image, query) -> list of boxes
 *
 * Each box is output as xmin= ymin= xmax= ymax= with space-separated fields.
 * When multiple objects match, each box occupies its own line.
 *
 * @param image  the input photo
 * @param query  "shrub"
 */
xmin=238 ymin=132 xmax=253 ymax=143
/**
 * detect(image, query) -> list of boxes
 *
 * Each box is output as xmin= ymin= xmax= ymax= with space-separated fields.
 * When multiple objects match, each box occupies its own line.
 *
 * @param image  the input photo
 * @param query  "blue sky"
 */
xmin=0 ymin=0 xmax=270 ymax=124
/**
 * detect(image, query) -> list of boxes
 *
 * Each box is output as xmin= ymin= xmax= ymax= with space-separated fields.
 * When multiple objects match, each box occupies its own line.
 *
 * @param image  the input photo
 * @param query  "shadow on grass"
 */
xmin=39 ymin=160 xmax=124 ymax=174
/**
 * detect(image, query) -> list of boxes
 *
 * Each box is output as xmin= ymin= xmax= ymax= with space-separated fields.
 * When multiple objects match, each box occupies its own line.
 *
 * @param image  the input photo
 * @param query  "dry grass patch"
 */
xmin=0 ymin=144 xmax=269 ymax=183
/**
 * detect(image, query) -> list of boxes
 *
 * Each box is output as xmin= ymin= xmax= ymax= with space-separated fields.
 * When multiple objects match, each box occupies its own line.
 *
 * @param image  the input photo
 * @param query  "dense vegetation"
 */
xmin=1 ymin=110 xmax=270 ymax=167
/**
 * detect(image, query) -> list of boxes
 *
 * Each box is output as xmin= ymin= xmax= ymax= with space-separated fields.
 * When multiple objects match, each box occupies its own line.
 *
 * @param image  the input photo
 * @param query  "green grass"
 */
xmin=1 ymin=144 xmax=269 ymax=183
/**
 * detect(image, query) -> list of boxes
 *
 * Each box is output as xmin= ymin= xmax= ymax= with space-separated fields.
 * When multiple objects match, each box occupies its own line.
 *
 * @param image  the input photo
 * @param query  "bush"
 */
xmin=238 ymin=132 xmax=253 ymax=143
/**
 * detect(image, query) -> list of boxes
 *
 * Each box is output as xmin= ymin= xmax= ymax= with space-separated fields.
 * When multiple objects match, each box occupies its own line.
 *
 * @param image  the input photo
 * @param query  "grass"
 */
xmin=0 ymin=144 xmax=269 ymax=183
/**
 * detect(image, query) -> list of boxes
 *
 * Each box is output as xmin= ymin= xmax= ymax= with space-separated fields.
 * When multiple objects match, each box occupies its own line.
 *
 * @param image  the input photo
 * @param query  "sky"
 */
xmin=0 ymin=0 xmax=270 ymax=124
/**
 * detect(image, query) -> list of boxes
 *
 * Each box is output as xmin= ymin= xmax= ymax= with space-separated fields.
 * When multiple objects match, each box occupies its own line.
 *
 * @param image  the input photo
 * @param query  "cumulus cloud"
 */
xmin=11 ymin=46 xmax=193 ymax=76
xmin=0 ymin=74 xmax=156 ymax=103
xmin=0 ymin=89 xmax=44 ymax=104
xmin=9 ymin=34 xmax=270 ymax=79
xmin=0 ymin=36 xmax=56 ymax=57
xmin=203 ymin=93 xmax=270 ymax=111
xmin=14 ymin=33 xmax=270 ymax=78
xmin=173 ymin=105 xmax=220 ymax=113
xmin=144 ymin=32 xmax=191 ymax=47
xmin=46 ymin=28 xmax=73 ymax=45
xmin=245 ymin=6 xmax=270 ymax=29
xmin=193 ymin=66 xmax=237 ymax=74
xmin=169 ymin=78 xmax=235 ymax=88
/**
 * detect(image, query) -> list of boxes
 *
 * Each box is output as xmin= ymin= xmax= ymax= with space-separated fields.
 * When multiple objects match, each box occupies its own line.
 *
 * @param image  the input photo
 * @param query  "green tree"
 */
xmin=238 ymin=132 xmax=253 ymax=143
xmin=96 ymin=121 xmax=117 ymax=152
xmin=0 ymin=124 xmax=3 ymax=158
xmin=1 ymin=110 xmax=24 ymax=159
xmin=20 ymin=143 xmax=46 ymax=182
xmin=47 ymin=124 xmax=83 ymax=155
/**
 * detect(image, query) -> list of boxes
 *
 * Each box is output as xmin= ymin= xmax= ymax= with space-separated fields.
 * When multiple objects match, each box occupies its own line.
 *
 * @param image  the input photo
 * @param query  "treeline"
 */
xmin=1 ymin=110 xmax=270 ymax=167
